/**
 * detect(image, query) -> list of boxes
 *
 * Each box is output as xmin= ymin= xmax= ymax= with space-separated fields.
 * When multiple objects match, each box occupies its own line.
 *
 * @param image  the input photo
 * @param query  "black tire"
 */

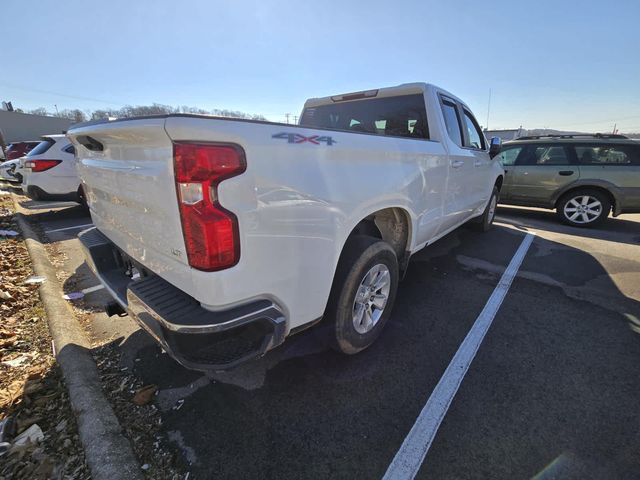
xmin=29 ymin=187 xmax=41 ymax=201
xmin=325 ymin=235 xmax=399 ymax=355
xmin=556 ymin=189 xmax=610 ymax=227
xmin=472 ymin=187 xmax=499 ymax=232
xmin=77 ymin=185 xmax=88 ymax=209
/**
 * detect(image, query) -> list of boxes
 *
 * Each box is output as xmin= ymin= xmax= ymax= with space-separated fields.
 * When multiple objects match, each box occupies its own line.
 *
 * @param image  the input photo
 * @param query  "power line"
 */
xmin=0 ymin=82 xmax=123 ymax=106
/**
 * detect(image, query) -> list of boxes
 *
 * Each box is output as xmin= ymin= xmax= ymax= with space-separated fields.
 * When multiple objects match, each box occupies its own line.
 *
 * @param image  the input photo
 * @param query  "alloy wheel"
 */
xmin=352 ymin=263 xmax=391 ymax=334
xmin=563 ymin=195 xmax=602 ymax=224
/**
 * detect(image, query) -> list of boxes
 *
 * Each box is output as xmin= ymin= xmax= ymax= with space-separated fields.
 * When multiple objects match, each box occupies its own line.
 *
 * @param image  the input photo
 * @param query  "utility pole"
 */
xmin=54 ymin=104 xmax=59 ymax=116
xmin=285 ymin=113 xmax=290 ymax=124
xmin=485 ymin=89 xmax=491 ymax=131
xmin=293 ymin=115 xmax=298 ymax=124
xmin=612 ymin=123 xmax=617 ymax=135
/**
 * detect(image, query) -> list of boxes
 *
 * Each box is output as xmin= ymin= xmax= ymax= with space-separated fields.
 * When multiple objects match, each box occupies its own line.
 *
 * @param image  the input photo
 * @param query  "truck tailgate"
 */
xmin=68 ymin=118 xmax=194 ymax=292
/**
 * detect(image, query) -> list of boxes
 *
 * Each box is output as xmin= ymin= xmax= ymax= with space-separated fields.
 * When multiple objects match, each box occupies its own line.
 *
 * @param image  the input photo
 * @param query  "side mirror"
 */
xmin=489 ymin=136 xmax=502 ymax=159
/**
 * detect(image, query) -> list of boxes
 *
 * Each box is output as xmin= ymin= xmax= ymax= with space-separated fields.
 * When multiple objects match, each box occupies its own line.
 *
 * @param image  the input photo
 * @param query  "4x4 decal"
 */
xmin=272 ymin=132 xmax=336 ymax=146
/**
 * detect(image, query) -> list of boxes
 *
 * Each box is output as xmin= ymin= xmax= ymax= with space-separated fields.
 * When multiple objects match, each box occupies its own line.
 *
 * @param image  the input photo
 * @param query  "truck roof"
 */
xmin=302 ymin=83 xmax=469 ymax=111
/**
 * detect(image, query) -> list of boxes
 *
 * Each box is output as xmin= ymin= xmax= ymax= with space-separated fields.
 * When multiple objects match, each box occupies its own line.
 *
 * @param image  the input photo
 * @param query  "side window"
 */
xmin=64 ymin=145 xmax=75 ymax=155
xmin=497 ymin=146 xmax=523 ymax=166
xmin=575 ymin=144 xmax=639 ymax=165
xmin=441 ymin=99 xmax=463 ymax=147
xmin=521 ymin=145 xmax=569 ymax=165
xmin=462 ymin=109 xmax=486 ymax=150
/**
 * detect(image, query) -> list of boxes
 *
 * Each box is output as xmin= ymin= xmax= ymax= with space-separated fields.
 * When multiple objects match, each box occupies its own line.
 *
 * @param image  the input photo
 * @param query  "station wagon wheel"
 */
xmin=557 ymin=189 xmax=611 ymax=228
xmin=325 ymin=235 xmax=399 ymax=355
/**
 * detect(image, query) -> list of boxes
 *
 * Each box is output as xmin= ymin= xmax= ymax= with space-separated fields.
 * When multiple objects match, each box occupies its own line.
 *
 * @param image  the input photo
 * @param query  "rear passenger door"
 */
xmin=509 ymin=144 xmax=578 ymax=205
xmin=573 ymin=143 xmax=640 ymax=208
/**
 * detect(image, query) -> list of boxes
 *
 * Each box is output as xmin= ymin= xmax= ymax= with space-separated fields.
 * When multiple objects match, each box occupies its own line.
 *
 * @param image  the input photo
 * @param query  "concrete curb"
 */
xmin=11 ymin=197 xmax=144 ymax=480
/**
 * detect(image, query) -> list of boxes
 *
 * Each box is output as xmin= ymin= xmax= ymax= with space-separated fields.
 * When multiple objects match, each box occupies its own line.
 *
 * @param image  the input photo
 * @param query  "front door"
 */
xmin=509 ymin=144 xmax=578 ymax=205
xmin=496 ymin=144 xmax=527 ymax=200
xmin=437 ymin=95 xmax=477 ymax=234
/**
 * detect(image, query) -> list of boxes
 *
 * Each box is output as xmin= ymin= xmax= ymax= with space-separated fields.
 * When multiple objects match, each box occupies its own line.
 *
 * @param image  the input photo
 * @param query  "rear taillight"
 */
xmin=173 ymin=143 xmax=246 ymax=271
xmin=25 ymin=159 xmax=62 ymax=172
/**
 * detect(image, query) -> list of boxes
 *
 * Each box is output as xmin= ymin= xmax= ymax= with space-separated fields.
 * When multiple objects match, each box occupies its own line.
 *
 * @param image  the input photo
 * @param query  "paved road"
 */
xmin=15 ymin=194 xmax=640 ymax=479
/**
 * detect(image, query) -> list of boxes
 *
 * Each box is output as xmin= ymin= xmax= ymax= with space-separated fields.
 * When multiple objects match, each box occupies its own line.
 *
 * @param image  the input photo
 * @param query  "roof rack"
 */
xmin=516 ymin=133 xmax=629 ymax=140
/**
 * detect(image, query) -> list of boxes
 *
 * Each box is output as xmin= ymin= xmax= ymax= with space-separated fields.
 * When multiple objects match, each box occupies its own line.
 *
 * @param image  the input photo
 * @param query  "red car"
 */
xmin=4 ymin=141 xmax=40 ymax=160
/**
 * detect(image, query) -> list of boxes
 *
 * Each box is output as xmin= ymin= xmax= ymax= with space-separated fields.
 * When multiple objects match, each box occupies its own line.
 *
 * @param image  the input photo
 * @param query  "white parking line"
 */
xmin=382 ymin=233 xmax=535 ymax=480
xmin=45 ymin=223 xmax=93 ymax=233
xmin=28 ymin=202 xmax=78 ymax=209
xmin=81 ymin=284 xmax=105 ymax=294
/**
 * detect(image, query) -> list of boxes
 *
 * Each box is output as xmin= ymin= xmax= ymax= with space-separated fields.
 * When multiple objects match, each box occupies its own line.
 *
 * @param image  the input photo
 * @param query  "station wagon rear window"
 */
xmin=300 ymin=94 xmax=429 ymax=140
xmin=574 ymin=144 xmax=640 ymax=165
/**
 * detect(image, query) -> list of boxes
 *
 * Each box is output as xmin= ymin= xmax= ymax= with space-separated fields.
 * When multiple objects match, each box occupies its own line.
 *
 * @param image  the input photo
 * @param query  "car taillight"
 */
xmin=173 ymin=142 xmax=246 ymax=271
xmin=25 ymin=159 xmax=62 ymax=172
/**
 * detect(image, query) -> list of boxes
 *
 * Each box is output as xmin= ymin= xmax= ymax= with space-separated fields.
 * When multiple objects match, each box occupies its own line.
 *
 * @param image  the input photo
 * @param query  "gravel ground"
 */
xmin=0 ymin=192 xmax=89 ymax=479
xmin=90 ymin=342 xmax=188 ymax=480
xmin=27 ymin=198 xmax=188 ymax=479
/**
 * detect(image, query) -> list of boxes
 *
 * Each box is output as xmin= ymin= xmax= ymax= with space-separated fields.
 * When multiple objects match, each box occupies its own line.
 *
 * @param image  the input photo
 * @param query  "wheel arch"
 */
xmin=553 ymin=182 xmax=620 ymax=215
xmin=494 ymin=174 xmax=504 ymax=192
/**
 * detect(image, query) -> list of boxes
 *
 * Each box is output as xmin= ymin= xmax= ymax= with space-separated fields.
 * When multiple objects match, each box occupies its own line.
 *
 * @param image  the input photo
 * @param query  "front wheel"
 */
xmin=77 ymin=184 xmax=88 ymax=209
xmin=473 ymin=187 xmax=499 ymax=232
xmin=325 ymin=235 xmax=399 ymax=355
xmin=556 ymin=189 xmax=610 ymax=227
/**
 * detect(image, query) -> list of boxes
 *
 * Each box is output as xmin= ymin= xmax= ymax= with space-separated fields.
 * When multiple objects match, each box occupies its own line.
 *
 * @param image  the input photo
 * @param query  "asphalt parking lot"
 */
xmin=13 ymin=192 xmax=640 ymax=479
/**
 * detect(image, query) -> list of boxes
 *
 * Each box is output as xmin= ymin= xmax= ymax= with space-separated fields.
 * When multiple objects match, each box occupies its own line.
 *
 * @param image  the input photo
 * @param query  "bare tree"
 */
xmin=28 ymin=107 xmax=49 ymax=116
xmin=56 ymin=109 xmax=87 ymax=123
xmin=23 ymin=104 xmax=266 ymax=122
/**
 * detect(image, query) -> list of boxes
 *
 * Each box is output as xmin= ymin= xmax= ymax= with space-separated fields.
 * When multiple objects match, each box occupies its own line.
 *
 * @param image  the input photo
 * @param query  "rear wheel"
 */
xmin=325 ymin=235 xmax=399 ymax=355
xmin=556 ymin=189 xmax=610 ymax=227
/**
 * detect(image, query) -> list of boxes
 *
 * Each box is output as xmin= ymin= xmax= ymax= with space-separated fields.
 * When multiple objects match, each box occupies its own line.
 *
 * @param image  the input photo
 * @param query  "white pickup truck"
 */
xmin=68 ymin=83 xmax=504 ymax=371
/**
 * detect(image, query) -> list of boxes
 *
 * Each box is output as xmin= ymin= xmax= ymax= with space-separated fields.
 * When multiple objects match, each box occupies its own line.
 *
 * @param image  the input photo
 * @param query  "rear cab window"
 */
xmin=27 ymin=138 xmax=55 ymax=157
xmin=299 ymin=94 xmax=429 ymax=140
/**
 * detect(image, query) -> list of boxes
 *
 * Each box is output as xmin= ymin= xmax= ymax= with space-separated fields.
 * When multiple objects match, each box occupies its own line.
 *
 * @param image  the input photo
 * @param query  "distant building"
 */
xmin=0 ymin=110 xmax=71 ymax=143
xmin=483 ymin=127 xmax=525 ymax=142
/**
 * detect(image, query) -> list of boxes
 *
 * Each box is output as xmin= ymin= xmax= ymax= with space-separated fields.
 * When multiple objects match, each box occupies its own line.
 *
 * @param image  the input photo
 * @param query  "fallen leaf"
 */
xmin=132 ymin=384 xmax=157 ymax=406
xmin=23 ymin=380 xmax=44 ymax=396
xmin=0 ymin=328 xmax=15 ymax=338
xmin=0 ymin=380 xmax=24 ymax=409
xmin=0 ymin=336 xmax=16 ymax=348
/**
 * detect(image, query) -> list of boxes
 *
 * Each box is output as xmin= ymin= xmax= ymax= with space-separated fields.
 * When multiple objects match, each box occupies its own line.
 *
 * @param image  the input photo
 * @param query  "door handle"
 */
xmin=474 ymin=160 xmax=483 ymax=167
xmin=559 ymin=170 xmax=575 ymax=176
xmin=451 ymin=160 xmax=464 ymax=168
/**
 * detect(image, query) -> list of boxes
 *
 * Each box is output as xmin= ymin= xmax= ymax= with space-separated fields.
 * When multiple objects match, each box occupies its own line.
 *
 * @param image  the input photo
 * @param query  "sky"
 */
xmin=3 ymin=0 xmax=640 ymax=132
